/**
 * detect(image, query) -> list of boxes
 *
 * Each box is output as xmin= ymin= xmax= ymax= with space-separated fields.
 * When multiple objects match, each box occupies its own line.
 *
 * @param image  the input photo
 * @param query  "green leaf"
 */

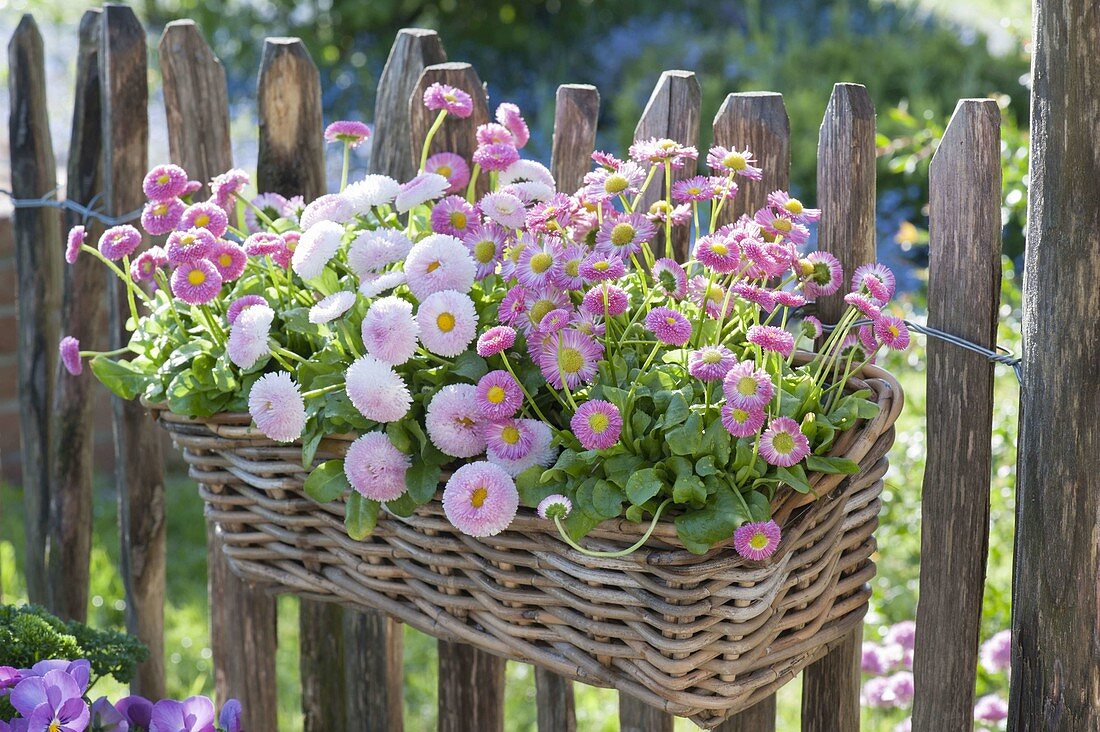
xmin=698 ymin=416 xmax=732 ymax=464
xmin=89 ymin=357 xmax=152 ymax=401
xmin=661 ymin=391 xmax=690 ymax=428
xmin=695 ymin=455 xmax=718 ymax=477
xmin=603 ymin=452 xmax=644 ymax=485
xmin=776 ymin=464 xmax=813 ymax=493
xmin=624 ymin=468 xmax=664 ymax=506
xmin=674 ymin=486 xmax=742 ymax=554
xmin=673 ymin=474 xmax=707 ymax=507
xmin=405 ymin=462 xmax=441 ymax=504
xmin=304 ymin=460 xmax=349 ymax=503
xmin=666 ymin=413 xmax=703 ymax=456
xmin=386 ymin=422 xmax=414 ymax=453
xmin=452 ymin=351 xmax=489 ymax=382
xmin=805 ymin=455 xmax=861 ymax=475
xmin=517 ymin=466 xmax=557 ymax=507
xmin=301 ymin=431 xmax=323 ymax=469
xmin=591 ymin=480 xmax=624 ymax=519
xmin=385 ymin=493 xmax=417 ymax=517
xmin=746 ymin=490 xmax=771 ymax=522
xmin=344 ymin=493 xmax=379 ymax=540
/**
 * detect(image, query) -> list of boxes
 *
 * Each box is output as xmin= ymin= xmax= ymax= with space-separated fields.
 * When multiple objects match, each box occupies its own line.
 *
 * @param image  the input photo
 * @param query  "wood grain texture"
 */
xmin=257 ymin=37 xmax=325 ymax=200
xmin=100 ymin=4 xmax=166 ymax=698
xmin=912 ymin=99 xmax=1001 ymax=731
xmin=159 ymin=24 xmax=279 ymax=727
xmin=633 ymin=70 xmax=701 ymax=261
xmin=814 ymin=83 xmax=876 ymax=326
xmin=207 ymin=526 xmax=278 ymax=732
xmin=409 ymin=62 xmax=490 ymax=194
xmin=619 ymin=696 xmax=674 ymax=732
xmin=48 ymin=8 xmax=105 ymax=623
xmin=1011 ymin=0 xmax=1100 ymax=727
xmin=300 ymin=600 xmax=348 ymax=732
xmin=712 ymin=92 xmax=790 ymax=226
xmin=344 ymin=607 xmax=404 ymax=732
xmin=370 ymin=28 xmax=447 ymax=181
xmin=158 ymin=20 xmax=232 ymax=199
xmin=535 ymin=667 xmax=576 ymax=732
xmin=9 ymin=12 xmax=62 ymax=609
xmin=716 ymin=694 xmax=776 ymax=732
xmin=437 ymin=640 xmax=505 ymax=732
xmin=801 ymin=626 xmax=862 ymax=731
xmin=550 ymin=84 xmax=600 ymax=194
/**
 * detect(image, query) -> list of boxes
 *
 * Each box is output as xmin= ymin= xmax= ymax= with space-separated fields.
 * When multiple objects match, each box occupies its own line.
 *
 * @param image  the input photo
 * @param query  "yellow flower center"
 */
xmin=610 ymin=223 xmax=636 ymax=247
xmin=604 ymin=174 xmax=629 ymax=194
xmin=723 ymin=152 xmax=747 ymax=170
xmin=457 ymin=416 xmax=476 ymax=427
xmin=558 ymin=347 xmax=584 ymax=374
xmin=737 ymin=376 xmax=758 ymax=396
xmin=888 ymin=325 xmax=900 ymax=338
xmin=593 ymin=261 xmax=609 ymax=271
xmin=529 ymin=252 xmax=553 ymax=274
xmin=587 ymin=412 xmax=610 ymax=434
xmin=426 ymin=260 xmax=442 ymax=273
xmin=657 ymin=139 xmax=677 ymax=151
xmin=154 ymin=202 xmax=169 ymax=215
xmin=711 ymin=242 xmax=728 ymax=256
xmin=798 ymin=259 xmax=815 ymax=276
xmin=772 ymin=217 xmax=792 ymax=233
xmin=157 ymin=173 xmax=171 ymax=185
xmin=702 ymin=350 xmax=722 ymax=365
xmin=436 ymin=312 xmax=456 ymax=333
xmin=749 ymin=532 xmax=770 ymax=550
xmin=187 ymin=268 xmax=207 ymax=286
xmin=437 ymin=165 xmax=452 ymax=177
xmin=218 ymin=253 xmax=233 ymax=267
xmin=731 ymin=408 xmax=749 ymax=422
xmin=501 ymin=425 xmax=521 ymax=444
xmin=444 ymin=92 xmax=458 ymax=103
xmin=529 ymin=299 xmax=554 ymax=326
xmin=565 ymin=260 xmax=579 ymax=277
xmin=194 ymin=213 xmax=210 ymax=227
xmin=772 ymin=432 xmax=795 ymax=454
xmin=473 ymin=240 xmax=496 ymax=263
xmin=783 ymin=198 xmax=804 ymax=214
xmin=487 ymin=385 xmax=506 ymax=404
xmin=470 ymin=486 xmax=488 ymax=508
xmin=665 ymin=316 xmax=678 ymax=326
xmin=449 ymin=211 xmax=468 ymax=229
xmin=50 ymin=722 xmax=62 ymax=732
xmin=687 ymin=186 xmax=703 ymax=196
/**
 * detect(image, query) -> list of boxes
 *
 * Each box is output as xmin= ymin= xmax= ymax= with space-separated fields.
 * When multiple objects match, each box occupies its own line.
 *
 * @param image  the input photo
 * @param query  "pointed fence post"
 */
xmin=159 ymin=22 xmax=278 ymax=730
xmin=370 ymin=28 xmax=447 ymax=181
xmin=801 ymin=82 xmax=876 ymax=732
xmin=1011 ymin=0 xmax=1100 ymax=727
xmin=711 ymin=92 xmax=790 ymax=227
xmin=100 ymin=3 xmax=166 ymax=698
xmin=48 ymin=7 xmax=106 ymax=624
xmin=912 ymin=98 xmax=1001 ymax=730
xmin=409 ymin=62 xmax=490 ymax=196
xmin=8 ymin=13 xmax=61 ymax=609
xmin=632 ymin=70 xmax=700 ymax=261
xmin=550 ymin=84 xmax=600 ymax=194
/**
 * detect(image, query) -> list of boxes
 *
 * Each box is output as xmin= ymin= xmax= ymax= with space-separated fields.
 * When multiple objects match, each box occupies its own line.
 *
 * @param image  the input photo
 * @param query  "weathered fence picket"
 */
xmin=912 ymin=98 xmax=1001 ymax=730
xmin=409 ymin=62 xmax=490 ymax=189
xmin=48 ymin=7 xmax=106 ymax=625
xmin=8 ymin=13 xmax=60 ymax=609
xmin=550 ymin=83 xmax=600 ymax=194
xmin=711 ymin=92 xmax=790 ymax=227
xmin=100 ymin=3 xmax=167 ymax=698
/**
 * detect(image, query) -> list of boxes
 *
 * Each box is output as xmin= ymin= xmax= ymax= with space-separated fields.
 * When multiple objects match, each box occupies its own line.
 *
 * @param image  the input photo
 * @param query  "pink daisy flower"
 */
xmin=479 ymin=191 xmax=527 ymax=229
xmin=580 ymin=284 xmax=629 ymax=318
xmin=227 ymin=295 xmax=268 ymax=325
xmin=591 ymin=150 xmax=624 ymax=170
xmin=722 ymin=361 xmax=774 ymax=410
xmin=59 ymin=336 xmax=82 ymax=376
xmin=515 ymin=238 xmax=563 ymax=290
xmin=774 ymin=290 xmax=806 ymax=308
xmin=324 ymin=120 xmax=371 ymax=147
xmin=211 ymin=241 xmax=247 ymax=281
xmin=227 ymin=304 xmax=273 ymax=367
xmin=425 ymin=152 xmax=471 ymax=194
xmin=129 ymin=246 xmax=166 ymax=283
xmin=767 ymin=190 xmax=820 ymax=224
xmin=672 ymin=175 xmax=716 ymax=203
xmin=747 ymin=325 xmax=795 ymax=359
xmin=473 ymin=142 xmax=520 ymax=172
xmin=495 ymin=102 xmax=530 ymax=148
xmin=361 ymin=296 xmax=420 ymax=366
xmin=347 ymin=228 xmax=412 ymax=277
xmin=551 ymin=243 xmax=588 ymax=290
xmin=733 ymin=282 xmax=777 ymax=313
xmin=721 ymin=403 xmax=767 ymax=438
xmin=499 ymin=159 xmax=556 ymax=198
xmin=582 ymin=161 xmax=647 ymax=203
xmin=629 ymin=137 xmax=698 ymax=167
xmin=179 ymin=202 xmax=228 ymax=237
xmin=395 ymin=173 xmax=450 ymax=213
xmin=165 ymin=228 xmax=217 ymax=266
xmin=345 ymin=355 xmax=412 ymax=423
xmin=242 ymin=231 xmax=285 ymax=259
xmin=760 ymin=416 xmax=810 ymax=467
xmin=417 ymin=289 xmax=478 ymax=357
xmin=706 ymin=146 xmax=763 ymax=180
xmin=423 ymin=82 xmax=474 ymax=118
xmin=293 ymin=220 xmax=344 ymax=281
xmin=426 ymin=384 xmax=486 ymax=458
xmin=754 ymin=207 xmax=809 ymax=245
xmin=537 ymin=494 xmax=572 ymax=520
xmin=733 ymin=520 xmax=781 ymax=560
xmin=837 ymin=334 xmax=873 ymax=364
xmin=571 ymin=400 xmax=622 ymax=450
xmin=247 ymin=372 xmax=307 ymax=443
xmin=98 ymin=225 xmax=142 ymax=261
xmin=645 ymin=200 xmax=692 ymax=226
xmin=171 ymin=259 xmax=222 ymax=305
xmin=974 ymin=695 xmax=1008 ymax=724
xmin=244 ymin=192 xmax=288 ymax=232
xmin=694 ymin=233 xmax=742 ymax=274
xmin=497 ymin=285 xmax=529 ymax=327
xmin=527 ymin=193 xmax=576 ymax=236
xmin=801 ymin=315 xmax=824 ymax=340
xmin=519 ymin=287 xmax=571 ymax=334
xmin=65 ymin=225 xmax=87 ymax=264
xmin=579 ymin=252 xmax=626 ymax=283
xmin=476 ymin=370 xmax=524 ymax=420
xmin=308 ymin=290 xmax=357 ymax=325
xmin=476 ymin=123 xmax=515 ymax=146
xmin=487 ymin=419 xmax=556 ymax=476
xmin=405 ymin=234 xmax=477 ymax=300
xmin=874 ymin=314 xmax=910 ymax=350
xmin=344 ymin=432 xmax=410 ymax=501
xmin=140 ymin=197 xmax=185 ymax=235
xmin=595 ymin=213 xmax=656 ymax=258
xmin=442 ymin=461 xmax=519 ymax=537
xmin=430 ymin=195 xmax=477 ymax=237
xmin=209 ymin=168 xmax=250 ymax=211
xmin=798 ymin=251 xmax=844 ymax=298
xmin=461 ymin=223 xmax=507 ymax=280
xmin=859 ymin=323 xmax=880 ymax=354
xmin=537 ymin=308 xmax=572 ymax=335
xmin=688 ymin=345 xmax=736 ymax=382
xmin=852 ymin=263 xmax=897 ymax=303
xmin=710 ymin=175 xmax=739 ymax=200
xmin=143 ymin=164 xmax=189 ymax=200
xmin=652 ymin=258 xmax=688 ymax=299
xmin=980 ymin=630 xmax=1011 ymax=674
xmin=539 ymin=328 xmax=602 ymax=390
xmin=844 ymin=292 xmax=883 ymax=320
xmin=687 ymin=275 xmax=731 ymax=319
xmin=483 ymin=418 xmax=535 ymax=461
xmin=477 ymin=325 xmax=517 ymax=357
xmin=645 ymin=306 xmax=692 ymax=346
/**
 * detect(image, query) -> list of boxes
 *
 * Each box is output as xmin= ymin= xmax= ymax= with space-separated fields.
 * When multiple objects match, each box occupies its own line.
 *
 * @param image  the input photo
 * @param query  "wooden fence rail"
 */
xmin=6 ymin=6 xmax=1063 ymax=731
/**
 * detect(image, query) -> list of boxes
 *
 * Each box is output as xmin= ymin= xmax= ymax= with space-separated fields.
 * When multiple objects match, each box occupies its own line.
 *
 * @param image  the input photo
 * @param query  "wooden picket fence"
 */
xmin=7 ymin=5 xmax=1017 ymax=731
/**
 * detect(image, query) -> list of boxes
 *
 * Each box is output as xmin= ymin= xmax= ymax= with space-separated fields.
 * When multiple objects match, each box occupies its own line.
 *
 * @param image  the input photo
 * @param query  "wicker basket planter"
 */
xmin=152 ymin=362 xmax=901 ymax=728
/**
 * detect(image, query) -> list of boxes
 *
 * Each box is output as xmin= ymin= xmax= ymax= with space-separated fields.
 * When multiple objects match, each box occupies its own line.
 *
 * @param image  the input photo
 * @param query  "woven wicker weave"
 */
xmin=151 ymin=361 xmax=902 ymax=728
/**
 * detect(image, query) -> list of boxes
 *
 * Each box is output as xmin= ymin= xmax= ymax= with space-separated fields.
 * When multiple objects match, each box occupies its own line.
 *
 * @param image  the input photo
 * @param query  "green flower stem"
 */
xmin=120 ymin=255 xmax=141 ymax=331
xmin=623 ymin=341 xmax=662 ymax=428
xmin=153 ymin=272 xmax=188 ymax=336
xmin=500 ymin=352 xmax=553 ymax=424
xmin=560 ymin=377 xmax=579 ymax=412
xmin=824 ymin=346 xmax=860 ymax=412
xmin=339 ymin=322 xmax=362 ymax=359
xmin=553 ymin=498 xmax=672 ymax=558
xmin=235 ymin=192 xmax=277 ymax=229
xmin=709 ymin=173 xmax=736 ymax=232
xmin=273 ymin=345 xmax=306 ymax=363
xmin=693 ymin=269 xmax=717 ymax=349
xmin=629 ymin=254 xmax=651 ymax=314
xmin=692 ymin=201 xmax=700 ymax=238
xmin=341 ymin=141 xmax=351 ymax=192
xmin=662 ymin=161 xmax=673 ymax=259
xmin=419 ymin=109 xmax=449 ymax=173
xmin=80 ymin=346 xmax=133 ymax=358
xmin=271 ymin=350 xmax=295 ymax=371
xmin=630 ymin=164 xmax=660 ymax=211
xmin=227 ymin=223 xmax=249 ymax=240
xmin=199 ymin=305 xmax=226 ymax=347
xmin=417 ymin=348 xmax=452 ymax=368
xmin=812 ymin=307 xmax=859 ymax=386
xmin=80 ymin=245 xmax=152 ymax=305
xmin=465 ymin=163 xmax=482 ymax=203
xmin=302 ymin=382 xmax=346 ymax=400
